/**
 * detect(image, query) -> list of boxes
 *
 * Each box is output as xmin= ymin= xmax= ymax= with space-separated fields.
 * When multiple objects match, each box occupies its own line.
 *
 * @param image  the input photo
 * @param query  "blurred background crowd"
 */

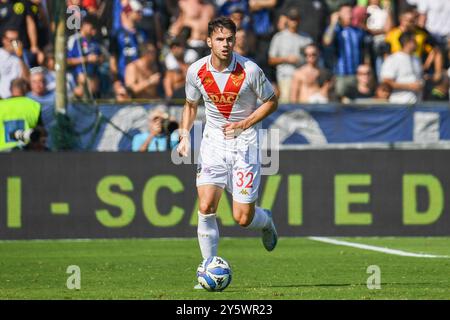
xmin=1 ymin=0 xmax=449 ymax=105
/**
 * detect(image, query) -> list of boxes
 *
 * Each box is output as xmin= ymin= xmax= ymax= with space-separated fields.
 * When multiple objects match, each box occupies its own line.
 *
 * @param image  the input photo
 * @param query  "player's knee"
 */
xmin=233 ymin=209 xmax=254 ymax=227
xmin=199 ymin=201 xmax=217 ymax=215
xmin=237 ymin=215 xmax=252 ymax=227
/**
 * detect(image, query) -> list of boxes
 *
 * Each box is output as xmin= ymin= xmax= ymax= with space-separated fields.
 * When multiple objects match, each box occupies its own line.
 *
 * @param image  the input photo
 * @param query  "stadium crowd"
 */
xmin=0 ymin=1 xmax=450 ymax=152
xmin=0 ymin=0 xmax=449 ymax=105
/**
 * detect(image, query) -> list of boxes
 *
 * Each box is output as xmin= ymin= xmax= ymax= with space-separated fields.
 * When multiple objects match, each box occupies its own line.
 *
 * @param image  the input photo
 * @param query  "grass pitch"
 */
xmin=0 ymin=237 xmax=449 ymax=300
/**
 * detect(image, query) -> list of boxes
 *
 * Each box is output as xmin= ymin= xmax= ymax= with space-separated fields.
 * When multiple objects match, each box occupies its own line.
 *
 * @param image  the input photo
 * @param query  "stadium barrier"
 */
xmin=1 ymin=150 xmax=449 ymax=240
xmin=27 ymin=102 xmax=450 ymax=151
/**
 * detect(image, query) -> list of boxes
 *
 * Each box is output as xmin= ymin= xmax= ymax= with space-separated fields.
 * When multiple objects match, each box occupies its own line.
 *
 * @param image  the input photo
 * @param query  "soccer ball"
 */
xmin=196 ymin=256 xmax=232 ymax=292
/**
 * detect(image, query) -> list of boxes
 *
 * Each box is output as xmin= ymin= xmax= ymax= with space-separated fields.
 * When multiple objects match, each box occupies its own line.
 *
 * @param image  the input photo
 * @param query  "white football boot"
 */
xmin=262 ymin=209 xmax=278 ymax=252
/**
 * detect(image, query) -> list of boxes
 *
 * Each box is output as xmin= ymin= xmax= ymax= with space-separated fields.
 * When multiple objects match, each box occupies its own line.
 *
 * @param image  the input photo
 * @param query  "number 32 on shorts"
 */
xmin=236 ymin=171 xmax=254 ymax=189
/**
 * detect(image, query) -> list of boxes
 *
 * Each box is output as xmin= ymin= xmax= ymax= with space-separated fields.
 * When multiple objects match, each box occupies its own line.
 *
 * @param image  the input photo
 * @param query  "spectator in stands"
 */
xmin=222 ymin=3 xmax=251 ymax=31
xmin=0 ymin=0 xmax=42 ymax=67
xmin=323 ymin=3 xmax=368 ymax=99
xmin=365 ymin=0 xmax=394 ymax=78
xmin=234 ymin=28 xmax=253 ymax=58
xmin=164 ymin=37 xmax=199 ymax=73
xmin=132 ymin=108 xmax=179 ymax=152
xmin=110 ymin=0 xmax=148 ymax=82
xmin=67 ymin=15 xmax=103 ymax=99
xmin=351 ymin=4 xmax=367 ymax=30
xmin=125 ymin=42 xmax=161 ymax=99
xmin=385 ymin=8 xmax=443 ymax=84
xmin=29 ymin=0 xmax=50 ymax=62
xmin=366 ymin=0 xmax=394 ymax=37
xmin=10 ymin=78 xmax=30 ymax=97
xmin=381 ymin=31 xmax=424 ymax=104
xmin=417 ymin=0 xmax=450 ymax=49
xmin=278 ymin=0 xmax=329 ymax=44
xmin=168 ymin=0 xmax=215 ymax=57
xmin=290 ymin=44 xmax=331 ymax=104
xmin=27 ymin=67 xmax=54 ymax=103
xmin=0 ymin=28 xmax=30 ymax=99
xmin=26 ymin=67 xmax=55 ymax=132
xmin=163 ymin=37 xmax=196 ymax=100
xmin=366 ymin=0 xmax=394 ymax=34
xmin=247 ymin=0 xmax=277 ymax=84
xmin=136 ymin=0 xmax=164 ymax=48
xmin=112 ymin=0 xmax=124 ymax=34
xmin=41 ymin=45 xmax=78 ymax=98
xmin=416 ymin=1 xmax=449 ymax=99
xmin=269 ymin=8 xmax=313 ymax=103
xmin=325 ymin=0 xmax=356 ymax=13
xmin=343 ymin=64 xmax=376 ymax=102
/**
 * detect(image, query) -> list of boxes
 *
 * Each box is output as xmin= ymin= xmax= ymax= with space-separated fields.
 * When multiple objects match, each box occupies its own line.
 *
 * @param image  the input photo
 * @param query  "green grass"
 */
xmin=0 ymin=237 xmax=449 ymax=300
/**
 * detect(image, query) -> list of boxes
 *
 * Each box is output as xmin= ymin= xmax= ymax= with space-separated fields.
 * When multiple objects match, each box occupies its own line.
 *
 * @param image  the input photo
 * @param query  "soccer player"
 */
xmin=177 ymin=17 xmax=278 ymax=288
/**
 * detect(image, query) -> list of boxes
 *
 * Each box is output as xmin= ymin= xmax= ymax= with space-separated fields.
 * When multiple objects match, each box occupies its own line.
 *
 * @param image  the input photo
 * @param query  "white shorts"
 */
xmin=196 ymin=128 xmax=261 ymax=204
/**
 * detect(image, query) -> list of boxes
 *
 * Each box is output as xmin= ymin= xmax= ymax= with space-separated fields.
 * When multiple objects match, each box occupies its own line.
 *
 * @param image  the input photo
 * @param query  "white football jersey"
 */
xmin=185 ymin=53 xmax=275 ymax=138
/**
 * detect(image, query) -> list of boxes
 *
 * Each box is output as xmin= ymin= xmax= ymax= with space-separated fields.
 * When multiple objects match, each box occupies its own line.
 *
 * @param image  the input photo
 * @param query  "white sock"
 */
xmin=197 ymin=212 xmax=219 ymax=260
xmin=247 ymin=207 xmax=270 ymax=230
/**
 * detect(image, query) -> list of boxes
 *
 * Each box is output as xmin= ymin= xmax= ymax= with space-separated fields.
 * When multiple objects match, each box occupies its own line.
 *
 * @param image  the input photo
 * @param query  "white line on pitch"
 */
xmin=308 ymin=237 xmax=450 ymax=259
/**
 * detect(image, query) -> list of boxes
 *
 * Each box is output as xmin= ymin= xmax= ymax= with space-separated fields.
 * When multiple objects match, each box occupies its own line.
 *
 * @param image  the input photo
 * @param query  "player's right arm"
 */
xmin=177 ymin=63 xmax=202 ymax=157
xmin=177 ymin=99 xmax=198 ymax=157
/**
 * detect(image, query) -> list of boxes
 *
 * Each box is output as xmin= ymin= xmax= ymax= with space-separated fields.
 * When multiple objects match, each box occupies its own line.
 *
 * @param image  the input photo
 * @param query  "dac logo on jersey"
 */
xmin=207 ymin=92 xmax=239 ymax=107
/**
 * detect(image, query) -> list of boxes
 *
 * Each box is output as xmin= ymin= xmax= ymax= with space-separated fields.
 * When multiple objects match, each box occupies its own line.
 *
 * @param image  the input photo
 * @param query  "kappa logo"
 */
xmin=239 ymin=189 xmax=249 ymax=196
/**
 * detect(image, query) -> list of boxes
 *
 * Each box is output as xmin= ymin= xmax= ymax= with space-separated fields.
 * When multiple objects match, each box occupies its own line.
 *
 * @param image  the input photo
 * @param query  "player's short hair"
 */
xmin=208 ymin=17 xmax=237 ymax=37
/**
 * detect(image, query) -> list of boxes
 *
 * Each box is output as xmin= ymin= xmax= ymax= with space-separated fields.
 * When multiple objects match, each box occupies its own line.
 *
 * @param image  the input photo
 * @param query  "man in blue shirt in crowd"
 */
xmin=110 ymin=0 xmax=148 ymax=82
xmin=67 ymin=15 xmax=103 ymax=98
xmin=323 ymin=3 xmax=367 ymax=99
xmin=132 ymin=108 xmax=179 ymax=153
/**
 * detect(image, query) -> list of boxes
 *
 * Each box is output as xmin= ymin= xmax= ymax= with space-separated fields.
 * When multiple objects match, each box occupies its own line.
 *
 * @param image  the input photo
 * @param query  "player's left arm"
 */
xmin=224 ymin=65 xmax=278 ymax=139
xmin=223 ymin=95 xmax=278 ymax=139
